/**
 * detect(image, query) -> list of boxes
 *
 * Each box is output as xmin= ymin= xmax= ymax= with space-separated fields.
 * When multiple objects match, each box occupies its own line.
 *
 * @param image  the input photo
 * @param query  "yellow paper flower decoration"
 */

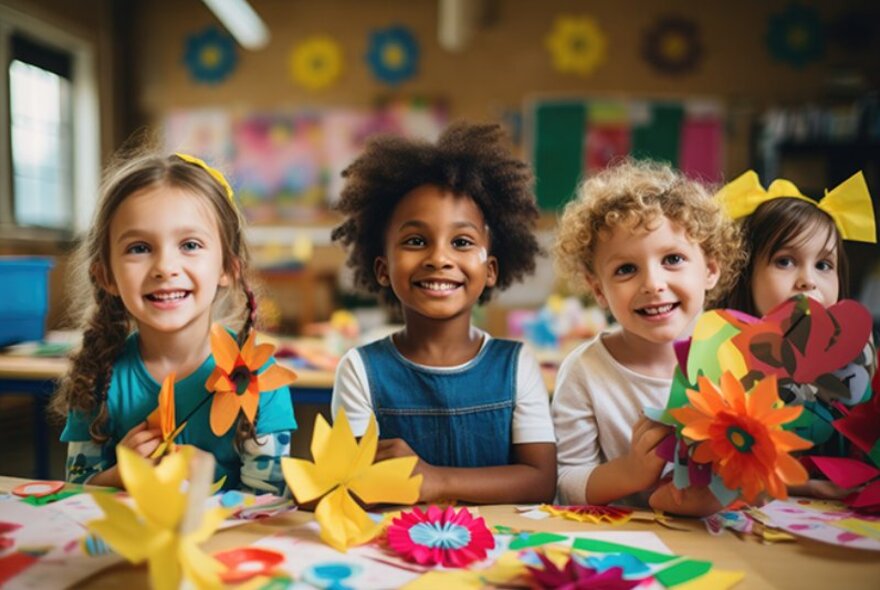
xmin=87 ymin=446 xmax=228 ymax=590
xmin=546 ymin=15 xmax=607 ymax=76
xmin=290 ymin=35 xmax=343 ymax=90
xmin=281 ymin=409 xmax=422 ymax=551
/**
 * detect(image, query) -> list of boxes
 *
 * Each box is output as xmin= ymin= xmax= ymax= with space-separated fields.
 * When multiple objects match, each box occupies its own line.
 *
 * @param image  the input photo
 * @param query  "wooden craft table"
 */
xmin=0 ymin=476 xmax=877 ymax=590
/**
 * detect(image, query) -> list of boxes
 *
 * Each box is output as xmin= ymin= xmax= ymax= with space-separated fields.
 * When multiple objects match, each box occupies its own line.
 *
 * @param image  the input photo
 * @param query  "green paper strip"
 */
xmin=655 ymin=558 xmax=713 ymax=586
xmin=21 ymin=490 xmax=81 ymax=506
xmin=571 ymin=538 xmax=676 ymax=564
xmin=508 ymin=532 xmax=569 ymax=549
xmin=869 ymin=439 xmax=880 ymax=468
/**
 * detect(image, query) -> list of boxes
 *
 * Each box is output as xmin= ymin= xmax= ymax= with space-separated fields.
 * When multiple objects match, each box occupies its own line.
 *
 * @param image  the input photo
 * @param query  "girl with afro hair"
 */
xmin=330 ymin=122 xmax=556 ymax=504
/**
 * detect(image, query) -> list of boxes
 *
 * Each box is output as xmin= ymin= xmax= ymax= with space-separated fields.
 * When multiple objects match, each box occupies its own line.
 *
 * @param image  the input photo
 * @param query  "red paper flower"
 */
xmin=526 ymin=552 xmax=639 ymax=590
xmin=671 ymin=373 xmax=812 ymax=502
xmin=385 ymin=506 xmax=494 ymax=568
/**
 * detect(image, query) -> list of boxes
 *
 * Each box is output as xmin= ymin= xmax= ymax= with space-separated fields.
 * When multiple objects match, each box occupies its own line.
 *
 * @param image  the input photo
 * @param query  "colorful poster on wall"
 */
xmin=529 ymin=97 xmax=724 ymax=209
xmin=163 ymin=100 xmax=447 ymax=222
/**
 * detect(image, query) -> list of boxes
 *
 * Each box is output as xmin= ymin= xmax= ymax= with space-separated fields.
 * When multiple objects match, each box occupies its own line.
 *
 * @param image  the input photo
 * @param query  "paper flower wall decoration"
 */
xmin=281 ymin=409 xmax=422 ymax=551
xmin=641 ymin=15 xmax=702 ymax=75
xmin=87 ymin=446 xmax=227 ymax=590
xmin=526 ymin=552 xmax=638 ymax=590
xmin=207 ymin=324 xmax=298 ymax=436
xmin=290 ymin=36 xmax=343 ymax=90
xmin=366 ymin=25 xmax=419 ymax=85
xmin=545 ymin=15 xmax=607 ymax=76
xmin=766 ymin=2 xmax=825 ymax=68
xmin=671 ymin=373 xmax=812 ymax=502
xmin=385 ymin=506 xmax=494 ymax=568
xmin=183 ymin=26 xmax=238 ymax=84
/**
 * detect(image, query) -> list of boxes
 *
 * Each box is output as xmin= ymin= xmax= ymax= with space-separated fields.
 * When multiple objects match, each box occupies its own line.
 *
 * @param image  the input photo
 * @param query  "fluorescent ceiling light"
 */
xmin=201 ymin=0 xmax=270 ymax=50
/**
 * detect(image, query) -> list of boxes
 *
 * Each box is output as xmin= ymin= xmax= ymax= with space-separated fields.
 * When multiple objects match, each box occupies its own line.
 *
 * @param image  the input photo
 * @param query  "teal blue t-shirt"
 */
xmin=61 ymin=333 xmax=298 ymax=489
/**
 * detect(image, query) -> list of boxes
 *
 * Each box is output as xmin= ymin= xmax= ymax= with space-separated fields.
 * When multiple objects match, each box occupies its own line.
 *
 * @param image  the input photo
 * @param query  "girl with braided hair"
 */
xmin=51 ymin=152 xmax=296 ymax=493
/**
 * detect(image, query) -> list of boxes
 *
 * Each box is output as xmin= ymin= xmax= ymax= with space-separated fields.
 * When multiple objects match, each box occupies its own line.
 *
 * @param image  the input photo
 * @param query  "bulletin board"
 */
xmin=527 ymin=97 xmax=725 ymax=210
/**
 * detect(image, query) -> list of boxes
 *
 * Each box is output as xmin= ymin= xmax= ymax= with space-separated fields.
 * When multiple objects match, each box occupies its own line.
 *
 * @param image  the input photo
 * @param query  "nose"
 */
xmin=795 ymin=268 xmax=817 ymax=291
xmin=640 ymin=265 xmax=667 ymax=294
xmin=423 ymin=243 xmax=453 ymax=269
xmin=152 ymin=247 xmax=180 ymax=279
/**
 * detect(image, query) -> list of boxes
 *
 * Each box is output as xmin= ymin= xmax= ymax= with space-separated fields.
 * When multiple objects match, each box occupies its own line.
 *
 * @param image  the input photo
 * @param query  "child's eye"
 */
xmin=773 ymin=256 xmax=795 ymax=269
xmin=816 ymin=259 xmax=835 ymax=272
xmin=663 ymin=253 xmax=685 ymax=266
xmin=614 ymin=263 xmax=637 ymax=276
xmin=125 ymin=243 xmax=150 ymax=255
xmin=452 ymin=237 xmax=474 ymax=249
xmin=402 ymin=236 xmax=425 ymax=247
xmin=181 ymin=240 xmax=203 ymax=252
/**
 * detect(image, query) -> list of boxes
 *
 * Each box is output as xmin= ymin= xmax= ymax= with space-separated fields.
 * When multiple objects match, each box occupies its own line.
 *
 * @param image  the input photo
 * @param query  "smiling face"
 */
xmin=587 ymin=215 xmax=719 ymax=345
xmin=374 ymin=184 xmax=498 ymax=322
xmin=100 ymin=184 xmax=230 ymax=339
xmin=750 ymin=224 xmax=840 ymax=316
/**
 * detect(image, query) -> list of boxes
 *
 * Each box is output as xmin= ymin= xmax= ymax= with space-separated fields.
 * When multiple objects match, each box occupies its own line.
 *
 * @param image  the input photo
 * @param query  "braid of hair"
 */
xmin=53 ymin=287 xmax=129 ymax=443
xmin=233 ymin=276 xmax=260 ymax=449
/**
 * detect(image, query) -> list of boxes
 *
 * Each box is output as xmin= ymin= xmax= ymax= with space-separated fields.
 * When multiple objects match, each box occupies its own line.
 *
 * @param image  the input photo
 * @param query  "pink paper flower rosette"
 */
xmin=385 ymin=505 xmax=495 ymax=567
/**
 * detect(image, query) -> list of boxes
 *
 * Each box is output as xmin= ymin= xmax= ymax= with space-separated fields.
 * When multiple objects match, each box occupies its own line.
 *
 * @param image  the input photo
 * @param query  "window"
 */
xmin=0 ymin=5 xmax=100 ymax=239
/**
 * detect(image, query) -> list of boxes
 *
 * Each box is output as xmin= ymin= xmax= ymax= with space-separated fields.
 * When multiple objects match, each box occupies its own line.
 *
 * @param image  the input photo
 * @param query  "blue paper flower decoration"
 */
xmin=366 ymin=25 xmax=419 ymax=86
xmin=183 ymin=26 xmax=238 ymax=84
xmin=766 ymin=3 xmax=824 ymax=68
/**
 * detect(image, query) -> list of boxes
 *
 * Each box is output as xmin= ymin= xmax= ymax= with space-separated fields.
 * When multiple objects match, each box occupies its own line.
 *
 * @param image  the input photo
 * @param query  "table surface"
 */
xmin=1 ymin=476 xmax=877 ymax=590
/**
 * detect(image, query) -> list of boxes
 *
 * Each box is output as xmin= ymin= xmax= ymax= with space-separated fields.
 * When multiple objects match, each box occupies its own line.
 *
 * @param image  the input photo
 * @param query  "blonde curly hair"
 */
xmin=554 ymin=159 xmax=744 ymax=306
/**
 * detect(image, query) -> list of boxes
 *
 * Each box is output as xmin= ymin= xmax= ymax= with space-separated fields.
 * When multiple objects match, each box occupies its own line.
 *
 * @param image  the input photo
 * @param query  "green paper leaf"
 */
xmin=508 ymin=532 xmax=569 ymax=549
xmin=571 ymin=538 xmax=676 ymax=563
xmin=655 ymin=559 xmax=713 ymax=586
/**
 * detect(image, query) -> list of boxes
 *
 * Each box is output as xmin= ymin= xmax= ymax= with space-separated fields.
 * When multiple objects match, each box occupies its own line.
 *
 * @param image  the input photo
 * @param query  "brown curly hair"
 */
xmin=331 ymin=122 xmax=541 ymax=305
xmin=554 ymin=159 xmax=744 ymax=306
xmin=51 ymin=151 xmax=260 ymax=447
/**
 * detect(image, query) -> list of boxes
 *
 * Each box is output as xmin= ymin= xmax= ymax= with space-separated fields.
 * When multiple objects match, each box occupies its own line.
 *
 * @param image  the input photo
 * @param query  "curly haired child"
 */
xmin=51 ymin=152 xmax=296 ymax=493
xmin=552 ymin=159 xmax=743 ymax=509
xmin=331 ymin=122 xmax=556 ymax=504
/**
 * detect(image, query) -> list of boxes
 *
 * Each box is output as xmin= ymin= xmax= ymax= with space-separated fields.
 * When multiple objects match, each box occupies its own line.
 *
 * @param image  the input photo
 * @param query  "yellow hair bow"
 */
xmin=716 ymin=170 xmax=876 ymax=244
xmin=174 ymin=153 xmax=235 ymax=204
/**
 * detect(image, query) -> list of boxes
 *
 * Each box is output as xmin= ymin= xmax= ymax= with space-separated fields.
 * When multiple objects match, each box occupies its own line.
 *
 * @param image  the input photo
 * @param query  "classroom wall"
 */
xmin=126 ymin=0 xmax=880 ymax=177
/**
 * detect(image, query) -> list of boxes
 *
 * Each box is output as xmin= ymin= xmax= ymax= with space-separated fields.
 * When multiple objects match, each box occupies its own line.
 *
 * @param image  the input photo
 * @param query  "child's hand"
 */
xmin=375 ymin=438 xmax=443 ymax=503
xmin=118 ymin=421 xmax=162 ymax=459
xmin=625 ymin=417 xmax=672 ymax=492
xmin=649 ymin=481 xmax=724 ymax=517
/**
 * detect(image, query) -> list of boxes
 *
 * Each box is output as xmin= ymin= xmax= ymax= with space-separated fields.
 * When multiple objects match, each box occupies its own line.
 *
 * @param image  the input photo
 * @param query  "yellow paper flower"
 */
xmin=290 ymin=35 xmax=343 ymax=90
xmin=546 ymin=15 xmax=607 ymax=76
xmin=281 ymin=409 xmax=422 ymax=551
xmin=87 ymin=446 xmax=227 ymax=590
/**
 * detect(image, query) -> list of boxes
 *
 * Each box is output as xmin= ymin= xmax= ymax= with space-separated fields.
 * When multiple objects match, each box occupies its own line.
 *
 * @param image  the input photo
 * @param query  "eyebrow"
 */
xmin=115 ymin=227 xmax=209 ymax=244
xmin=396 ymin=219 xmax=482 ymax=232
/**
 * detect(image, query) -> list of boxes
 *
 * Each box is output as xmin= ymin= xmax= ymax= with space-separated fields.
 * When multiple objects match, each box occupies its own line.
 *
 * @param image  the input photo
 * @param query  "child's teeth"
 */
xmin=644 ymin=304 xmax=673 ymax=315
xmin=423 ymin=282 xmax=456 ymax=291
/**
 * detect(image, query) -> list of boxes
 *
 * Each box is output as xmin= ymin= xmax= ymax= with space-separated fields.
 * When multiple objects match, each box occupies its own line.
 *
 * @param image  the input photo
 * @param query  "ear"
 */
xmin=92 ymin=263 xmax=118 ymax=296
xmin=704 ymin=257 xmax=720 ymax=291
xmin=374 ymin=256 xmax=390 ymax=287
xmin=485 ymin=255 xmax=498 ymax=288
xmin=220 ymin=257 xmax=240 ymax=288
xmin=586 ymin=273 xmax=608 ymax=309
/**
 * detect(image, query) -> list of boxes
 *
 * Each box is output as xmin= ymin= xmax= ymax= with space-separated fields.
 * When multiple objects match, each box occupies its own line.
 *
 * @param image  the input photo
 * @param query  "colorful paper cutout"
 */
xmin=641 ymin=15 xmax=703 ymax=75
xmin=183 ymin=26 xmax=238 ymax=84
xmin=385 ymin=506 xmax=494 ymax=568
xmin=206 ymin=324 xmax=298 ymax=436
xmin=87 ymin=446 xmax=227 ymax=590
xmin=766 ymin=2 xmax=825 ymax=68
xmin=526 ymin=552 xmax=639 ymax=589
xmin=290 ymin=36 xmax=343 ymax=90
xmin=539 ymin=504 xmax=633 ymax=525
xmin=214 ymin=547 xmax=284 ymax=583
xmin=545 ymin=15 xmax=607 ymax=77
xmin=671 ymin=373 xmax=812 ymax=502
xmin=280 ymin=409 xmax=422 ymax=551
xmin=146 ymin=373 xmax=183 ymax=459
xmin=11 ymin=481 xmax=65 ymax=498
xmin=366 ymin=25 xmax=419 ymax=86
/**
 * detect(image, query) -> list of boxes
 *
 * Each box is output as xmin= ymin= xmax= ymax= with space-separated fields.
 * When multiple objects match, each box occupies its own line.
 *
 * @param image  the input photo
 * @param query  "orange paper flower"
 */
xmin=206 ymin=325 xmax=297 ymax=436
xmin=670 ymin=372 xmax=812 ymax=502
xmin=146 ymin=373 xmax=183 ymax=458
